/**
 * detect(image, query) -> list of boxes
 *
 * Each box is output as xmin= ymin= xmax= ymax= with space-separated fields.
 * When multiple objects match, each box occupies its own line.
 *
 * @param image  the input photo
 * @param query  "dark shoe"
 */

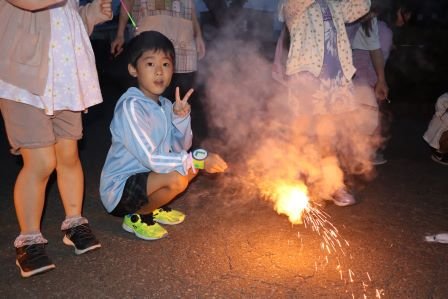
xmin=431 ymin=152 xmax=448 ymax=166
xmin=63 ymin=223 xmax=101 ymax=255
xmin=16 ymin=244 xmax=55 ymax=278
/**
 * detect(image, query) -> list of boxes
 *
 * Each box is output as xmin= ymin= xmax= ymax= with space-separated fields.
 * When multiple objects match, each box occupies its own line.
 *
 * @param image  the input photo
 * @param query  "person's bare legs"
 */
xmin=122 ymin=170 xmax=197 ymax=240
xmin=13 ymin=146 xmax=57 ymax=277
xmin=55 ymin=138 xmax=100 ymax=254
xmin=14 ymin=139 xmax=85 ymax=234
xmin=54 ymin=139 xmax=83 ymax=218
xmin=137 ymin=170 xmax=197 ymax=215
xmin=14 ymin=146 xmax=56 ymax=235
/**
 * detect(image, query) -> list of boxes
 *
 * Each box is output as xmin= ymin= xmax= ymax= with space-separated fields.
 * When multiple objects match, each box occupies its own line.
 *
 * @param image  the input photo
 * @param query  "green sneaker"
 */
xmin=122 ymin=214 xmax=167 ymax=240
xmin=153 ymin=207 xmax=186 ymax=225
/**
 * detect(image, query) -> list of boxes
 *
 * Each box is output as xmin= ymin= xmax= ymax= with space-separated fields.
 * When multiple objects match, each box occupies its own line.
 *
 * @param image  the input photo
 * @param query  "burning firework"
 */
xmin=271 ymin=181 xmax=310 ymax=224
xmin=266 ymin=181 xmax=345 ymax=254
xmin=264 ymin=181 xmax=383 ymax=298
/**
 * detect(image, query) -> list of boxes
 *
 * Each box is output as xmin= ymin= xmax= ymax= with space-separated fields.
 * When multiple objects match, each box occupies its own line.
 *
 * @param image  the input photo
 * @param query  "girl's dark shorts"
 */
xmin=110 ymin=172 xmax=150 ymax=217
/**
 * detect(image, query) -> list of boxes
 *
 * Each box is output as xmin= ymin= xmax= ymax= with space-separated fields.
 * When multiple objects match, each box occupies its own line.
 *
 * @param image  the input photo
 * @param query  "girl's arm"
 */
xmin=118 ymin=0 xmax=135 ymax=38
xmin=282 ymin=0 xmax=314 ymax=28
xmin=379 ymin=23 xmax=393 ymax=61
xmin=192 ymin=1 xmax=206 ymax=60
xmin=335 ymin=0 xmax=370 ymax=23
xmin=369 ymin=48 xmax=388 ymax=100
xmin=78 ymin=0 xmax=113 ymax=36
xmin=110 ymin=0 xmax=135 ymax=56
xmin=6 ymin=0 xmax=64 ymax=11
xmin=372 ymin=22 xmax=393 ymax=101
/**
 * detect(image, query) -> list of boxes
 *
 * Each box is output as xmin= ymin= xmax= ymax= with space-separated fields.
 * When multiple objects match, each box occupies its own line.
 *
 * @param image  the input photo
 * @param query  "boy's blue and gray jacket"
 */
xmin=100 ymin=87 xmax=193 ymax=212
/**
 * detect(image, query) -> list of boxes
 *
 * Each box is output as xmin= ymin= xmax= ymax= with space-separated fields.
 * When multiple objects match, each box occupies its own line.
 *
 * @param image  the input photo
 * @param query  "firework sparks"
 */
xmin=265 ymin=182 xmax=348 ymax=254
xmin=271 ymin=182 xmax=310 ymax=224
xmin=376 ymin=289 xmax=385 ymax=298
xmin=263 ymin=181 xmax=383 ymax=298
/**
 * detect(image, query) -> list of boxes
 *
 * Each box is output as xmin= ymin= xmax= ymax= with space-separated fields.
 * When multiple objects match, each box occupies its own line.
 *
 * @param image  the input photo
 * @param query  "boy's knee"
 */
xmin=167 ymin=173 xmax=189 ymax=193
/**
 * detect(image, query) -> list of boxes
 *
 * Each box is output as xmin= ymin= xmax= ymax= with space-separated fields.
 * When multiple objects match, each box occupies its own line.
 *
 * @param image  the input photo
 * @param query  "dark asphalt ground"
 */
xmin=1 ymin=40 xmax=448 ymax=298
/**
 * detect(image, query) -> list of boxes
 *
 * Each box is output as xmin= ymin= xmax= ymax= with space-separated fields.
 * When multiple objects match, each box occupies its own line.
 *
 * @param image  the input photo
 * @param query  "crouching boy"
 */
xmin=100 ymin=31 xmax=228 ymax=240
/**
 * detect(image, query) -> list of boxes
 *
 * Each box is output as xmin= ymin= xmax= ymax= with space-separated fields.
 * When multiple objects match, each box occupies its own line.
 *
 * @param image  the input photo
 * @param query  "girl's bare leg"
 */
xmin=15 ymin=146 xmax=56 ymax=234
xmin=54 ymin=139 xmax=83 ymax=218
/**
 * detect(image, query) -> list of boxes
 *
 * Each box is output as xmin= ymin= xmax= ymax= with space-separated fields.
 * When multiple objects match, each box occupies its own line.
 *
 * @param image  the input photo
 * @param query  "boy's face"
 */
xmin=128 ymin=49 xmax=174 ymax=100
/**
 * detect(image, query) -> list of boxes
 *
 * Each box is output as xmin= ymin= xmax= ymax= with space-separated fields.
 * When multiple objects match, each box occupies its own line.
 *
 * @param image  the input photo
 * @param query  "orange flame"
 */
xmin=271 ymin=182 xmax=310 ymax=224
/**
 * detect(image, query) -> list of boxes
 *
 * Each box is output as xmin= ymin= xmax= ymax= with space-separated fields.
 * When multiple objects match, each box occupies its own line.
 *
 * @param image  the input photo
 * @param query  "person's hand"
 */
xmin=111 ymin=35 xmax=125 ymax=57
xmin=98 ymin=0 xmax=113 ymax=20
xmin=173 ymin=87 xmax=193 ymax=117
xmin=195 ymin=35 xmax=206 ymax=60
xmin=375 ymin=79 xmax=389 ymax=101
xmin=204 ymin=153 xmax=228 ymax=173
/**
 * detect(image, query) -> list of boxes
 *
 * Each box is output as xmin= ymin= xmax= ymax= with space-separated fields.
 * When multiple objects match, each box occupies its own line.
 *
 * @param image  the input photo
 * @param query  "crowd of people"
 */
xmin=0 ymin=0 xmax=445 ymax=279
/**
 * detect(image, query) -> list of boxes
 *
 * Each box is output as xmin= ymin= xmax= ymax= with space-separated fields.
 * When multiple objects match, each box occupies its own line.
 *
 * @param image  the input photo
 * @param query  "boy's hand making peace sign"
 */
xmin=173 ymin=87 xmax=193 ymax=117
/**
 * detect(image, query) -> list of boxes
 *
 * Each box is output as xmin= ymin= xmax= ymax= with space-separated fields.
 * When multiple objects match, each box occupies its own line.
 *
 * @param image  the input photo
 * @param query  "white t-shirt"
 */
xmin=351 ymin=17 xmax=380 ymax=50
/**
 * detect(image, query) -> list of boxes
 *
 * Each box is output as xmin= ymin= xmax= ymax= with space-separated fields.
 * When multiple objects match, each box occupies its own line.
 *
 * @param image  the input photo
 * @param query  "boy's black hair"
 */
xmin=126 ymin=31 xmax=175 ymax=67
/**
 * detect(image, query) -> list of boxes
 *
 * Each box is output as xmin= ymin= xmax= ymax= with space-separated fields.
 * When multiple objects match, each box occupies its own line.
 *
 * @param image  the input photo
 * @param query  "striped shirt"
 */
xmin=132 ymin=0 xmax=197 ymax=73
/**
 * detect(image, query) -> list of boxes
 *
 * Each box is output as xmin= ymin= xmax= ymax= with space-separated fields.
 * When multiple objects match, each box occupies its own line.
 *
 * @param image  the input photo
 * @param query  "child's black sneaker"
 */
xmin=431 ymin=151 xmax=448 ymax=166
xmin=63 ymin=223 xmax=101 ymax=255
xmin=16 ymin=244 xmax=56 ymax=278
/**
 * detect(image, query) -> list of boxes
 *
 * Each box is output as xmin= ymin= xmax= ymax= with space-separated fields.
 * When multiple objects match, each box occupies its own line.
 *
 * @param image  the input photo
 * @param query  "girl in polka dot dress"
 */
xmin=278 ymin=0 xmax=377 ymax=206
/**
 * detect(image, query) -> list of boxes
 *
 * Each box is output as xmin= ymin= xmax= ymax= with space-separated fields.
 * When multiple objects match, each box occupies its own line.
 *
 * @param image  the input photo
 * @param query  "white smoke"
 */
xmin=197 ymin=25 xmax=381 ymax=206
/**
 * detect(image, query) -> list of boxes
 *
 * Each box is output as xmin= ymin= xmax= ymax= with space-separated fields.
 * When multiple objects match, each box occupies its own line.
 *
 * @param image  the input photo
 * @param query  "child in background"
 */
xmin=346 ymin=2 xmax=393 ymax=165
xmin=380 ymin=0 xmax=413 ymax=30
xmin=110 ymin=0 xmax=205 ymax=101
xmin=347 ymin=9 xmax=391 ymax=101
xmin=423 ymin=92 xmax=448 ymax=165
xmin=347 ymin=1 xmax=414 ymax=165
xmin=0 ymin=0 xmax=112 ymax=278
xmin=100 ymin=31 xmax=227 ymax=241
xmin=279 ymin=0 xmax=373 ymax=206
